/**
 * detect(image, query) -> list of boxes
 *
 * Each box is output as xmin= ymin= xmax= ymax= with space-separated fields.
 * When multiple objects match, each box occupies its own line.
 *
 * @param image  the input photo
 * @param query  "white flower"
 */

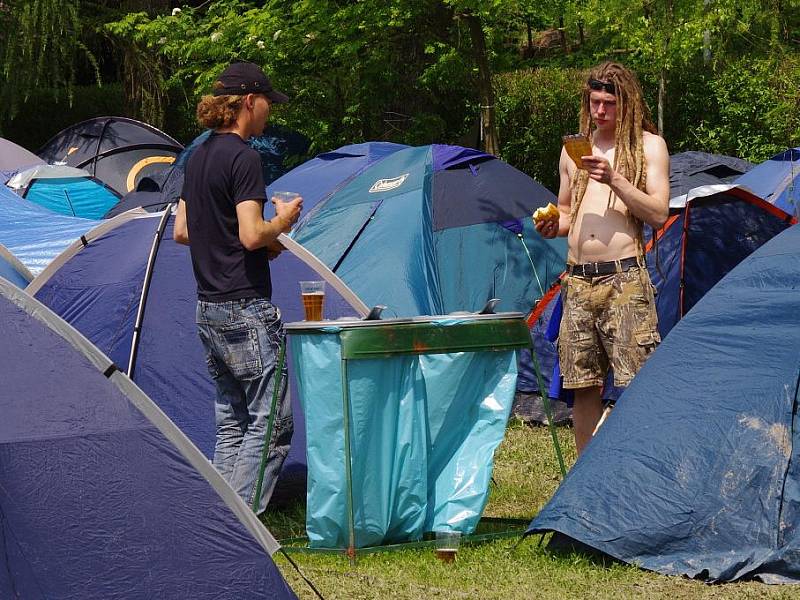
xmin=256 ymin=40 xmax=265 ymax=49
xmin=158 ymin=37 xmax=167 ymax=44
xmin=210 ymin=31 xmax=222 ymax=42
xmin=305 ymin=32 xmax=316 ymax=41
xmin=273 ymin=29 xmax=282 ymax=41
xmin=171 ymin=7 xmax=181 ymax=16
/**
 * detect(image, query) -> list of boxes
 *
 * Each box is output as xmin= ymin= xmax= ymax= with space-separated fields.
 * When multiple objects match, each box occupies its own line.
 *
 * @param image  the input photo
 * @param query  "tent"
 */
xmin=29 ymin=208 xmax=368 ymax=502
xmin=38 ymin=116 xmax=183 ymax=197
xmin=281 ymin=143 xmax=566 ymax=320
xmin=0 ymin=183 xmax=101 ymax=275
xmin=0 ymin=275 xmax=297 ymax=598
xmin=0 ymin=137 xmax=44 ymax=172
xmin=272 ymin=143 xmax=566 ymax=399
xmin=528 ymin=222 xmax=800 ymax=584
xmin=7 ymin=164 xmax=120 ymax=219
xmin=0 ymin=243 xmax=32 ymax=288
xmin=736 ymin=147 xmax=800 ymax=218
xmin=668 ymin=151 xmax=752 ymax=201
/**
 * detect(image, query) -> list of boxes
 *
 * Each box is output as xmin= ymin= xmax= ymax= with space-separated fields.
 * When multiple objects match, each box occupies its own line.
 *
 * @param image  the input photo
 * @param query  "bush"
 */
xmin=1 ymin=83 xmax=125 ymax=152
xmin=494 ymin=67 xmax=583 ymax=192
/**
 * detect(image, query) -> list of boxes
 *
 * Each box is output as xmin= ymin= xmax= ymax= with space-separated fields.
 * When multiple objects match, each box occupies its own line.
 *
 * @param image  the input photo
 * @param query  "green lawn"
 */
xmin=265 ymin=419 xmax=795 ymax=599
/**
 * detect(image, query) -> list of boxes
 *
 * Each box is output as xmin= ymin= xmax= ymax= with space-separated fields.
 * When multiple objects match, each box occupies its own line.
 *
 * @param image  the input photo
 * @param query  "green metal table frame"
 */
xmin=281 ymin=317 xmax=566 ymax=563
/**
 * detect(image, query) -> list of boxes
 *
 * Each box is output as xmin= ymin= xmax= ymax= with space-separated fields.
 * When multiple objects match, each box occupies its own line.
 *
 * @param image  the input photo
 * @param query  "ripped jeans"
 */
xmin=196 ymin=298 xmax=292 ymax=514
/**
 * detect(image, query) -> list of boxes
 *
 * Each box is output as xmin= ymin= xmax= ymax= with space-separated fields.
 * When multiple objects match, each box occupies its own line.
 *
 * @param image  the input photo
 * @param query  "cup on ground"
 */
xmin=299 ymin=280 xmax=326 ymax=321
xmin=434 ymin=530 xmax=461 ymax=563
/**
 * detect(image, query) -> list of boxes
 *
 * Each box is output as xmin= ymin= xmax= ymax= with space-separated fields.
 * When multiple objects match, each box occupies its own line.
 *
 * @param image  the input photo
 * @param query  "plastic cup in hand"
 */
xmin=434 ymin=531 xmax=461 ymax=563
xmin=300 ymin=280 xmax=325 ymax=321
xmin=272 ymin=191 xmax=300 ymax=203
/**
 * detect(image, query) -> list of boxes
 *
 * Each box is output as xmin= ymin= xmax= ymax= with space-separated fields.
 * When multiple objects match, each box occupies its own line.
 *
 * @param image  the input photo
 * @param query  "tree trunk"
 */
xmin=578 ymin=22 xmax=585 ymax=46
xmin=559 ymin=15 xmax=568 ymax=54
xmin=526 ymin=19 xmax=533 ymax=55
xmin=464 ymin=13 xmax=500 ymax=155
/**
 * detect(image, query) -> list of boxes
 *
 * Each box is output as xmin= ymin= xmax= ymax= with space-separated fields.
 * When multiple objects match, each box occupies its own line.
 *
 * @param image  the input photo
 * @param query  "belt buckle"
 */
xmin=592 ymin=262 xmax=599 ymax=276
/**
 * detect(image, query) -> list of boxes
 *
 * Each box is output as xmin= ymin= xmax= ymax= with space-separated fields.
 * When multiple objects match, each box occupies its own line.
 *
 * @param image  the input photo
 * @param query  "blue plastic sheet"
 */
xmin=289 ymin=329 xmax=518 ymax=548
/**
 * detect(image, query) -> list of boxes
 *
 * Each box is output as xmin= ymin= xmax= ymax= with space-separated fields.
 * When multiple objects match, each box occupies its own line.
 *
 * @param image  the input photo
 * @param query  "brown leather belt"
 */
xmin=566 ymin=256 xmax=643 ymax=278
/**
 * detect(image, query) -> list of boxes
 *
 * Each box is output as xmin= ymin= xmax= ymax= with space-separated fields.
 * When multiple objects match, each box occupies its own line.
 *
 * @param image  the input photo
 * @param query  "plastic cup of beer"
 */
xmin=300 ymin=280 xmax=325 ymax=321
xmin=272 ymin=191 xmax=300 ymax=203
xmin=434 ymin=530 xmax=461 ymax=563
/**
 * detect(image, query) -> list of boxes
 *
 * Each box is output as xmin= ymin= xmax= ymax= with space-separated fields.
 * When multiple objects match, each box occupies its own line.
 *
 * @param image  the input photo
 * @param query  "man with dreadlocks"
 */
xmin=536 ymin=61 xmax=669 ymax=454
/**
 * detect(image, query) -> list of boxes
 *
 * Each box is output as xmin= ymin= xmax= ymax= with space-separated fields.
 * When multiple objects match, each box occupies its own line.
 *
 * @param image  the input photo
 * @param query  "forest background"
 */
xmin=1 ymin=0 xmax=799 ymax=192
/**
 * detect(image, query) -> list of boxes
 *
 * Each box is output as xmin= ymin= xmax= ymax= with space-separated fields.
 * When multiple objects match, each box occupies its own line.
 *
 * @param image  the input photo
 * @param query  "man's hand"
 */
xmin=581 ymin=155 xmax=616 ymax=185
xmin=272 ymin=195 xmax=303 ymax=232
xmin=535 ymin=216 xmax=559 ymax=239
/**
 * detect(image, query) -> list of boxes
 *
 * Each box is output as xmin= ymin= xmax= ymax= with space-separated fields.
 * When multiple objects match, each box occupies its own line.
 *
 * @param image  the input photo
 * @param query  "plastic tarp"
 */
xmin=0 ymin=185 xmax=100 ymax=275
xmin=0 ymin=277 xmax=297 ymax=599
xmin=290 ymin=327 xmax=518 ymax=548
xmin=528 ymin=223 xmax=800 ymax=583
xmin=31 ymin=211 xmax=365 ymax=502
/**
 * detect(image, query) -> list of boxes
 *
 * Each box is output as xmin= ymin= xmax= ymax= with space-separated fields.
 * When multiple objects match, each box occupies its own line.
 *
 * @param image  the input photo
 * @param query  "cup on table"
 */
xmin=300 ymin=280 xmax=326 ymax=321
xmin=434 ymin=530 xmax=461 ymax=563
xmin=272 ymin=191 xmax=301 ymax=203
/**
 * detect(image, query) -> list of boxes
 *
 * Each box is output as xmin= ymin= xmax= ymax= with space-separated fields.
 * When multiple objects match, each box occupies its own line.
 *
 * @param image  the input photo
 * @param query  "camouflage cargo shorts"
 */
xmin=559 ymin=265 xmax=660 ymax=389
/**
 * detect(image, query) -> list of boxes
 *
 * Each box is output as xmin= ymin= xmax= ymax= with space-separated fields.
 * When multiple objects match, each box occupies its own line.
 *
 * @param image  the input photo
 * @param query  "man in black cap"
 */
xmin=174 ymin=61 xmax=302 ymax=513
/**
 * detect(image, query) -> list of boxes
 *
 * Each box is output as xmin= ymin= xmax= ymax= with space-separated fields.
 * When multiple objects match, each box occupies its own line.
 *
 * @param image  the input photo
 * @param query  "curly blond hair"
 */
xmin=570 ymin=62 xmax=657 ymax=226
xmin=196 ymin=82 xmax=246 ymax=129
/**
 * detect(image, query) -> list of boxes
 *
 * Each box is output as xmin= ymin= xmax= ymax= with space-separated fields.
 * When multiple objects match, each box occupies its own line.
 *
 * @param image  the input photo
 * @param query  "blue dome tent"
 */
xmin=528 ymin=223 xmax=800 ymax=584
xmin=29 ymin=208 xmax=368 ymax=502
xmin=0 ymin=275 xmax=297 ymax=599
xmin=271 ymin=143 xmax=567 ymax=394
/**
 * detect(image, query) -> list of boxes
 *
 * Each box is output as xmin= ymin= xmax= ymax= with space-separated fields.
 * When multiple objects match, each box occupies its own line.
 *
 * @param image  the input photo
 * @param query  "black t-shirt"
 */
xmin=182 ymin=132 xmax=271 ymax=302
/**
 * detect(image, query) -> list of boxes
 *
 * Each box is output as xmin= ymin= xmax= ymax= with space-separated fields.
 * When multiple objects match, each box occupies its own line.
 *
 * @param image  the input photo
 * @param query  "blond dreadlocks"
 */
xmin=569 ymin=62 xmax=657 ymax=231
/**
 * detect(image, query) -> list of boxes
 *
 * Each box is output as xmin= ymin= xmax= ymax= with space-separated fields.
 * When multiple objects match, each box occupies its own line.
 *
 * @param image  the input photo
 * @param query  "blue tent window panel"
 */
xmin=25 ymin=178 xmax=119 ymax=219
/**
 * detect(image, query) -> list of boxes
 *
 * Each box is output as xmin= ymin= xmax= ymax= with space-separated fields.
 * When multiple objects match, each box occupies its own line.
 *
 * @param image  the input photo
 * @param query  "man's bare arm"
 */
xmin=173 ymin=199 xmax=189 ymax=245
xmin=236 ymin=196 xmax=302 ymax=251
xmin=536 ymin=147 xmax=573 ymax=239
xmin=581 ymin=134 xmax=669 ymax=229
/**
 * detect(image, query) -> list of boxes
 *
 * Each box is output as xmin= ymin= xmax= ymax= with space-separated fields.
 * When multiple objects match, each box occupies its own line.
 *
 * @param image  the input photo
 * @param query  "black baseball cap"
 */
xmin=212 ymin=61 xmax=289 ymax=103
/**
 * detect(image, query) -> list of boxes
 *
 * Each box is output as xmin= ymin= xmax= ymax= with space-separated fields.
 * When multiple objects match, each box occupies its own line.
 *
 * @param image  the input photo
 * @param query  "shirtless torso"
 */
xmin=560 ymin=131 xmax=669 ymax=264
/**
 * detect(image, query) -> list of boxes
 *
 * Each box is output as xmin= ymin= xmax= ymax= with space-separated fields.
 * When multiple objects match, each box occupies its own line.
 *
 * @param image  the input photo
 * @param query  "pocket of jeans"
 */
xmin=219 ymin=324 xmax=263 ymax=380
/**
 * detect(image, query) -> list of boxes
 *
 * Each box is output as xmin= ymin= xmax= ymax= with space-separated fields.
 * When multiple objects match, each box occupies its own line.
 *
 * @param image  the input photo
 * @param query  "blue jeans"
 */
xmin=196 ymin=298 xmax=292 ymax=514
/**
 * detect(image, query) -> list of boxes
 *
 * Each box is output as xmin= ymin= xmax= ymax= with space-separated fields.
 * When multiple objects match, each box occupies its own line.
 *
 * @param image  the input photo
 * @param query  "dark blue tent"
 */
xmin=528 ymin=223 xmax=800 ymax=583
xmin=736 ymin=147 xmax=800 ymax=219
xmin=29 ymin=210 xmax=367 ymax=503
xmin=0 ymin=276 xmax=296 ymax=598
xmin=38 ymin=116 xmax=183 ymax=197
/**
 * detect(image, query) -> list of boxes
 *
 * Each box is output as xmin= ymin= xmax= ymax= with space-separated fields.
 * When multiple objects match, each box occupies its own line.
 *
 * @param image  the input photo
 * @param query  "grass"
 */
xmin=265 ymin=419 xmax=796 ymax=599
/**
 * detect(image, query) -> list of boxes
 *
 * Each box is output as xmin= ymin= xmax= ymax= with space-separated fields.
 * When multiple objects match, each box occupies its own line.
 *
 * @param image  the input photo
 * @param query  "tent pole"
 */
xmin=529 ymin=345 xmax=567 ymax=477
xmin=251 ymin=339 xmax=286 ymax=513
xmin=127 ymin=203 xmax=174 ymax=378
